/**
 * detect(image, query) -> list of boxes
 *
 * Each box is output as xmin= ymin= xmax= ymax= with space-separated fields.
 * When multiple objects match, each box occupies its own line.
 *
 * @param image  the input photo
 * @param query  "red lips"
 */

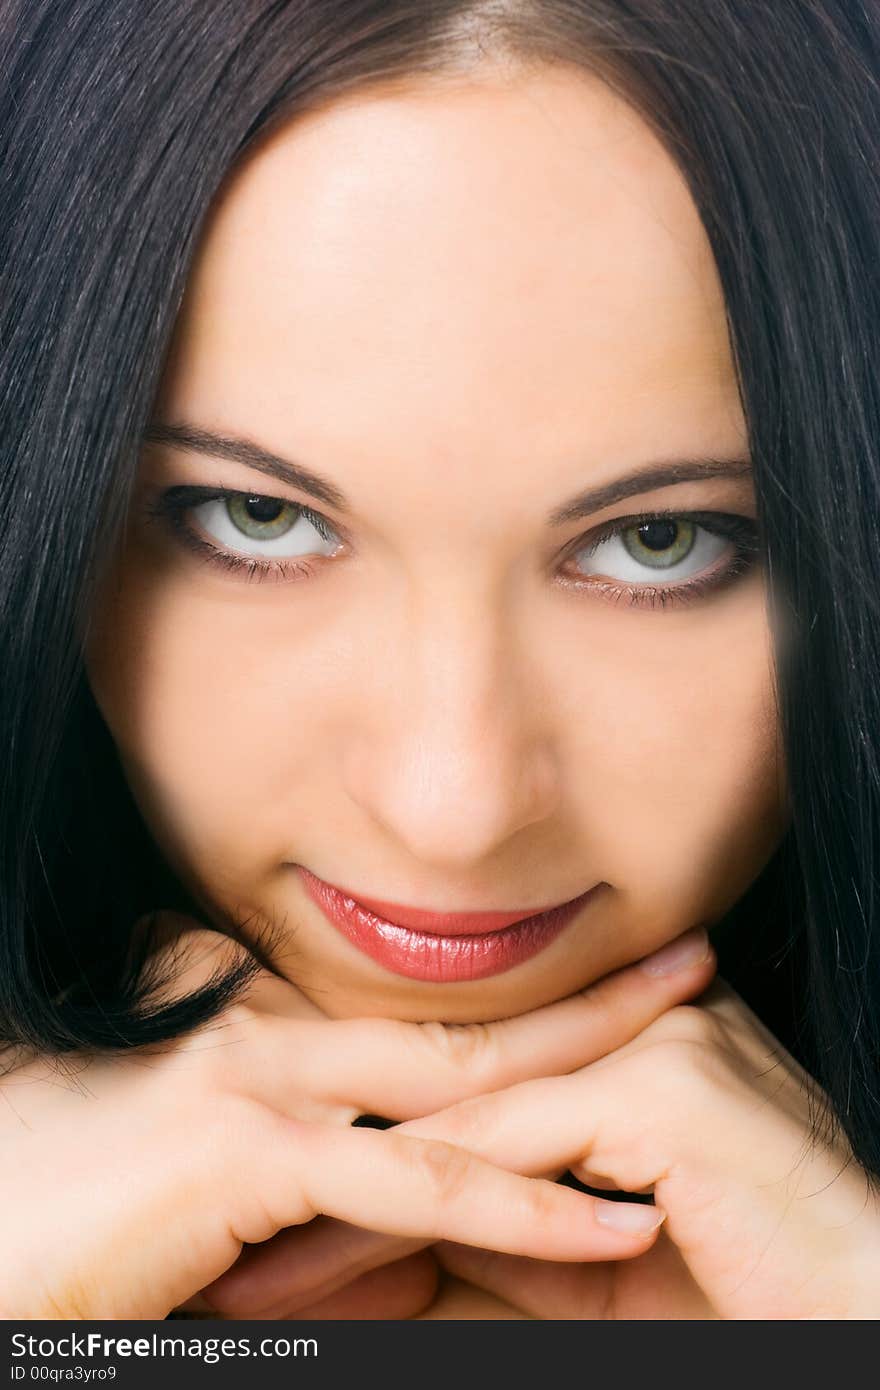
xmin=332 ymin=888 xmax=572 ymax=936
xmin=296 ymin=866 xmax=602 ymax=983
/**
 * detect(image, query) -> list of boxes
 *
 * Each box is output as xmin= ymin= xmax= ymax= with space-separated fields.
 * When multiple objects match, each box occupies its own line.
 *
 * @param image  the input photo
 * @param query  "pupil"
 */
xmin=638 ymin=519 xmax=678 ymax=551
xmin=245 ymin=496 xmax=285 ymax=523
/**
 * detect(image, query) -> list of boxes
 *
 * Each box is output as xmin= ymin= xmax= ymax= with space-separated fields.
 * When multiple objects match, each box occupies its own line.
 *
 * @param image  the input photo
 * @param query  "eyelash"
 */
xmin=143 ymin=485 xmax=761 ymax=611
xmin=558 ymin=508 xmax=760 ymax=609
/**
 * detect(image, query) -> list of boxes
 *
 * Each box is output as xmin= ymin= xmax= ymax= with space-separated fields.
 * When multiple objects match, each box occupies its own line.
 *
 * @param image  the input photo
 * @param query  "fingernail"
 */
xmin=594 ymin=1200 xmax=666 ymax=1235
xmin=638 ymin=926 xmax=710 ymax=977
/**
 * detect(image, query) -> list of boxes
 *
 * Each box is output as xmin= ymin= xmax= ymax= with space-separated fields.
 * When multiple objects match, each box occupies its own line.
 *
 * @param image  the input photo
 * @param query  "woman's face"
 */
xmin=84 ymin=63 xmax=788 ymax=1022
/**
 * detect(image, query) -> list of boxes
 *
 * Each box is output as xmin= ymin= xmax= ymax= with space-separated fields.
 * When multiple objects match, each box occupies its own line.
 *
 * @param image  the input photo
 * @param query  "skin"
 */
xmin=84 ymin=61 xmax=788 ymax=1028
xmin=69 ymin=62 xmax=880 ymax=1323
xmin=0 ymin=921 xmax=719 ymax=1318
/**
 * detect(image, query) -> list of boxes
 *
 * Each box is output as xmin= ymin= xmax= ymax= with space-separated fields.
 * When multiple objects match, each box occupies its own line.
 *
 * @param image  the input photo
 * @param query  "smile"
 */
xmin=296 ymin=866 xmax=603 ymax=982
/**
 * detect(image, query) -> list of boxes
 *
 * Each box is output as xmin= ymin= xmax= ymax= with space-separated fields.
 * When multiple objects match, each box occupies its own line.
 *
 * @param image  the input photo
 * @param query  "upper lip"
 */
xmin=298 ymin=867 xmax=596 ymax=935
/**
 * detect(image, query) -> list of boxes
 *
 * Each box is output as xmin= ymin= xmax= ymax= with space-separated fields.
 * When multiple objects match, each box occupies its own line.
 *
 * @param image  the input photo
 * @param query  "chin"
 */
xmin=293 ymin=962 xmax=593 ymax=1025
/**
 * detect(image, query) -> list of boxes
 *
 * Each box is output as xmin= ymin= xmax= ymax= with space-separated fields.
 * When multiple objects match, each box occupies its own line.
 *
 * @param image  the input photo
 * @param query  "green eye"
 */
xmin=621 ymin=518 xmax=696 ymax=569
xmin=563 ymin=509 xmax=760 ymax=606
xmin=226 ymin=494 xmax=300 ymax=540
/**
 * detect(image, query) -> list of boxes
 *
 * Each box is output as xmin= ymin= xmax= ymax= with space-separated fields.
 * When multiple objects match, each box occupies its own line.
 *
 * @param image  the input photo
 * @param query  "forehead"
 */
xmin=157 ymin=65 xmax=738 ymax=474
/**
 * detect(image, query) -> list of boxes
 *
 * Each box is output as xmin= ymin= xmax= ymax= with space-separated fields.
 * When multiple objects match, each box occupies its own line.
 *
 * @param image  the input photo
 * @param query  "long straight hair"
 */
xmin=2 ymin=0 xmax=878 ymax=1177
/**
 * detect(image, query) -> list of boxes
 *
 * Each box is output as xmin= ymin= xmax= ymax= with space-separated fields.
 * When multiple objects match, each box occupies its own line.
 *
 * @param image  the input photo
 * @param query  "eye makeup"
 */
xmin=143 ymin=483 xmax=343 ymax=584
xmin=557 ymin=507 xmax=760 ymax=609
xmin=142 ymin=482 xmax=760 ymax=611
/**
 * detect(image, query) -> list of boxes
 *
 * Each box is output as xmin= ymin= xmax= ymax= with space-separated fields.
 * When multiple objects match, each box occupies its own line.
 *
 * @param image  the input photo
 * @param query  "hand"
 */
xmin=0 ymin=916 xmax=713 ymax=1320
xmin=394 ymin=979 xmax=880 ymax=1319
xmin=187 ymin=925 xmax=717 ymax=1318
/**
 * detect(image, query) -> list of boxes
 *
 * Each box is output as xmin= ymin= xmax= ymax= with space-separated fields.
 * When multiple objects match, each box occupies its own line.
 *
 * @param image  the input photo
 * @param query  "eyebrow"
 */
xmin=546 ymin=456 xmax=753 ymax=525
xmin=144 ymin=422 xmax=348 ymax=511
xmin=144 ymin=421 xmax=753 ymax=526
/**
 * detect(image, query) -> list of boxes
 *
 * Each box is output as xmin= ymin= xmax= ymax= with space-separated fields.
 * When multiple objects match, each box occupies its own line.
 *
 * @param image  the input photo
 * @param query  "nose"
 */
xmin=342 ymin=588 xmax=561 ymax=870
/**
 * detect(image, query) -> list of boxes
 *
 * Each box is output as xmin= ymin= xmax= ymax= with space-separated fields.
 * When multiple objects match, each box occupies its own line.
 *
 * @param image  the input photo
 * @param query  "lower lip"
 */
xmin=297 ymin=867 xmax=601 ymax=983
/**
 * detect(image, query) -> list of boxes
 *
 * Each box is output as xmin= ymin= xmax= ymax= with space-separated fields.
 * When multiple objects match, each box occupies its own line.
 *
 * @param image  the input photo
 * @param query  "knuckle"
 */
xmin=614 ymin=1007 xmax=738 ymax=1119
xmin=427 ymin=1093 xmax=493 ymax=1150
xmin=139 ymin=1002 xmax=264 ymax=1112
xmin=642 ymin=1035 xmax=730 ymax=1109
xmin=174 ymin=1007 xmax=260 ymax=1095
xmin=519 ymin=1174 xmax=561 ymax=1227
xmin=219 ymin=999 xmax=264 ymax=1038
xmin=198 ymin=1097 xmax=306 ymax=1244
xmin=417 ymin=1138 xmax=475 ymax=1208
xmin=647 ymin=1002 xmax=726 ymax=1048
xmin=200 ymin=1092 xmax=270 ymax=1170
xmin=416 ymin=1019 xmax=496 ymax=1080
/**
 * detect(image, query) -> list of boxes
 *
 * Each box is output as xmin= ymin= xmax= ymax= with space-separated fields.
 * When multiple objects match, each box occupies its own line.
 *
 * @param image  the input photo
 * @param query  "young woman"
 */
xmin=1 ymin=0 xmax=878 ymax=1320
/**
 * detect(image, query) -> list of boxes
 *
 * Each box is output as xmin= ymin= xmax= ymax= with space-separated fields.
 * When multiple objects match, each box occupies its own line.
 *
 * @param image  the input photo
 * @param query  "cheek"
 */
xmin=83 ymin=561 xmax=338 ymax=892
xmin=558 ymin=595 xmax=787 ymax=929
xmin=85 ymin=546 xmax=786 ymax=944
